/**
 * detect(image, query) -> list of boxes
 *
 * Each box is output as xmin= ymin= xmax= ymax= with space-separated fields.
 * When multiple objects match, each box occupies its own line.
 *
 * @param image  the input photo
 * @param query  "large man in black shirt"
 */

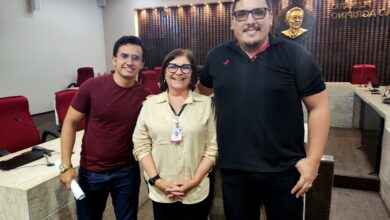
xmin=198 ymin=0 xmax=329 ymax=219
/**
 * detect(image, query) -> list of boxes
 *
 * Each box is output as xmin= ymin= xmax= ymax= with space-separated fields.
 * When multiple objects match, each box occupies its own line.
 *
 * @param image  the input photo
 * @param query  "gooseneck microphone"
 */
xmin=44 ymin=154 xmax=55 ymax=166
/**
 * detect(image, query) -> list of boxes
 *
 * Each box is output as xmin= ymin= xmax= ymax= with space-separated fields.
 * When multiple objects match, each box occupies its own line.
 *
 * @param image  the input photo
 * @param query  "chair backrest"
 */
xmin=153 ymin=66 xmax=162 ymax=81
xmin=77 ymin=67 xmax=94 ymax=86
xmin=55 ymin=89 xmax=85 ymax=131
xmin=0 ymin=96 xmax=41 ymax=153
xmin=351 ymin=64 xmax=378 ymax=85
xmin=141 ymin=70 xmax=160 ymax=94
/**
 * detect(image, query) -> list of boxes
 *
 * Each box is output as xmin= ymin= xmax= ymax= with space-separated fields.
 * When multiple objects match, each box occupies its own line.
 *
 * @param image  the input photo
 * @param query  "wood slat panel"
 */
xmin=138 ymin=1 xmax=390 ymax=84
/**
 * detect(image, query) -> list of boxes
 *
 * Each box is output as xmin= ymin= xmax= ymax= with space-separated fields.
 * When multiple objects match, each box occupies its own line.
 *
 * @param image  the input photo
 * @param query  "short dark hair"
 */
xmin=112 ymin=36 xmax=145 ymax=60
xmin=159 ymin=49 xmax=198 ymax=92
xmin=232 ymin=0 xmax=273 ymax=12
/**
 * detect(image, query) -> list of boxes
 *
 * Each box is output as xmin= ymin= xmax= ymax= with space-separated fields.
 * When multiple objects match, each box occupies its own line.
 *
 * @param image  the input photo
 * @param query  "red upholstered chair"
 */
xmin=67 ymin=67 xmax=94 ymax=88
xmin=351 ymin=64 xmax=378 ymax=85
xmin=153 ymin=66 xmax=162 ymax=81
xmin=55 ymin=89 xmax=86 ymax=132
xmin=141 ymin=70 xmax=160 ymax=94
xmin=0 ymin=96 xmax=57 ymax=153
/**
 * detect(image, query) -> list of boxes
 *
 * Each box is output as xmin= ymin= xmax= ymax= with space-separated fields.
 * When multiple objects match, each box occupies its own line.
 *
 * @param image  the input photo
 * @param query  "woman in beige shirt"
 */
xmin=133 ymin=49 xmax=217 ymax=220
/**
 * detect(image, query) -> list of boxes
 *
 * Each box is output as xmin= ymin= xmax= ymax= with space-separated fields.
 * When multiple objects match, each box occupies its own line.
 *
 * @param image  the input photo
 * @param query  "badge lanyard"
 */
xmin=169 ymin=103 xmax=187 ymax=144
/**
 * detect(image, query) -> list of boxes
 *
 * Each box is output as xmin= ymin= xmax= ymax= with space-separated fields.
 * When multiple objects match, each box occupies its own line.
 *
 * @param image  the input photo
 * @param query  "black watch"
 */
xmin=148 ymin=174 xmax=161 ymax=186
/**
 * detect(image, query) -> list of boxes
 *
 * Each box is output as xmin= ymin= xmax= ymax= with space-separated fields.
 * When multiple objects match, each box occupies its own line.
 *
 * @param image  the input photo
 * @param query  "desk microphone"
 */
xmin=383 ymin=87 xmax=390 ymax=97
xmin=44 ymin=154 xmax=54 ymax=166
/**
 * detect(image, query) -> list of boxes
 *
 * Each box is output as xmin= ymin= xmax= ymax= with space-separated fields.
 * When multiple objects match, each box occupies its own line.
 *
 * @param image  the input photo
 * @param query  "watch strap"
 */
xmin=148 ymin=174 xmax=161 ymax=186
xmin=59 ymin=163 xmax=72 ymax=173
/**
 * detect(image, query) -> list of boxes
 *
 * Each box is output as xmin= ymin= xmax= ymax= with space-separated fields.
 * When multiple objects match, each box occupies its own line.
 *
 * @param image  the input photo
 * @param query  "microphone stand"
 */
xmin=44 ymin=154 xmax=54 ymax=166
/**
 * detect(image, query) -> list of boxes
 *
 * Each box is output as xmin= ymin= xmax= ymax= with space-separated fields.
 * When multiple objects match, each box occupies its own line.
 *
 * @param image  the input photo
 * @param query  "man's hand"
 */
xmin=291 ymin=157 xmax=319 ymax=198
xmin=59 ymin=168 xmax=78 ymax=190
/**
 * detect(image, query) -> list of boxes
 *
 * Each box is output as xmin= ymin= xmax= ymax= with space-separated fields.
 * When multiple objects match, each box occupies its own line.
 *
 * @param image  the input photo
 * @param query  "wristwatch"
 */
xmin=59 ymin=163 xmax=72 ymax=173
xmin=148 ymin=174 xmax=161 ymax=186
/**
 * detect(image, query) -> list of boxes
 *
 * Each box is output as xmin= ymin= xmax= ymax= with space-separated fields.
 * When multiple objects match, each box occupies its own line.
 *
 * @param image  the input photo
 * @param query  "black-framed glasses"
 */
xmin=118 ymin=54 xmax=142 ymax=63
xmin=167 ymin=63 xmax=192 ymax=74
xmin=233 ymin=7 xmax=270 ymax=21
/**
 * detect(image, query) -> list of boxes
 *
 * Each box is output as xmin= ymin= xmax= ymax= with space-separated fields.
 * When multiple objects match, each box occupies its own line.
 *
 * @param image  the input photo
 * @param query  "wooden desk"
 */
xmin=0 ymin=131 xmax=83 ymax=220
xmin=354 ymin=86 xmax=390 ymax=209
xmin=355 ymin=87 xmax=390 ymax=174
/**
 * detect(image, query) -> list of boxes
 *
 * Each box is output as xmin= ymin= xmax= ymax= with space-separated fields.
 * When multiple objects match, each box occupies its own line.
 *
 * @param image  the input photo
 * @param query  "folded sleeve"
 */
xmin=202 ymin=99 xmax=218 ymax=163
xmin=294 ymin=45 xmax=326 ymax=97
xmin=132 ymin=102 xmax=152 ymax=161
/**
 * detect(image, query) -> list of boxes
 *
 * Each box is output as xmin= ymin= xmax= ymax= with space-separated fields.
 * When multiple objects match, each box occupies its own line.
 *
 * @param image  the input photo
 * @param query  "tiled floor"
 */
xmin=330 ymin=187 xmax=390 ymax=220
xmin=33 ymin=112 xmax=390 ymax=219
xmin=325 ymin=128 xmax=374 ymax=177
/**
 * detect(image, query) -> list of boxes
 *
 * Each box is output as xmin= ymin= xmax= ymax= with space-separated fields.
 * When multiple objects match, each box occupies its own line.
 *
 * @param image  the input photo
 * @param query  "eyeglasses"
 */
xmin=167 ymin=63 xmax=192 ymax=74
xmin=117 ymin=54 xmax=142 ymax=63
xmin=233 ymin=7 xmax=270 ymax=22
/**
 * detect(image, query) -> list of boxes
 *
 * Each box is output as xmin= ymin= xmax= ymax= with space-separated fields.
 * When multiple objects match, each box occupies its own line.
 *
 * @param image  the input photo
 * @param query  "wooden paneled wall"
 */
xmin=138 ymin=0 xmax=390 ymax=84
xmin=137 ymin=3 xmax=233 ymax=71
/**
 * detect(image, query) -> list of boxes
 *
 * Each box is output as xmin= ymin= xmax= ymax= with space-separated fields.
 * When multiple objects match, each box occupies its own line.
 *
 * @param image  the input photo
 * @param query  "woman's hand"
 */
xmin=155 ymin=179 xmax=184 ymax=200
xmin=165 ymin=179 xmax=200 ymax=200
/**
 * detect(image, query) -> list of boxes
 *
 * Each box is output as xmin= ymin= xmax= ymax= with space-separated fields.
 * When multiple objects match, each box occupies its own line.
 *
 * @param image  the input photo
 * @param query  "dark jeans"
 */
xmin=152 ymin=198 xmax=210 ymax=220
xmin=76 ymin=162 xmax=141 ymax=220
xmin=221 ymin=168 xmax=303 ymax=220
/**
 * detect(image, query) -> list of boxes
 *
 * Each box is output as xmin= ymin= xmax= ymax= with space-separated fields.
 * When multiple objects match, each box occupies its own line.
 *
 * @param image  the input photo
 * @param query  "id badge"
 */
xmin=171 ymin=127 xmax=183 ymax=144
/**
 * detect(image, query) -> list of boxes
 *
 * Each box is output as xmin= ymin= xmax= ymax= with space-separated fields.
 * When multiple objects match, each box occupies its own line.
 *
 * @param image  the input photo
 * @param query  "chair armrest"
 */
xmin=41 ymin=130 xmax=60 ymax=142
xmin=66 ymin=83 xmax=77 ymax=88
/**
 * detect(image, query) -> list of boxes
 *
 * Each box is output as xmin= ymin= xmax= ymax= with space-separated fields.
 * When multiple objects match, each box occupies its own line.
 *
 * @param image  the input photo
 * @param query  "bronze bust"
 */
xmin=281 ymin=7 xmax=308 ymax=39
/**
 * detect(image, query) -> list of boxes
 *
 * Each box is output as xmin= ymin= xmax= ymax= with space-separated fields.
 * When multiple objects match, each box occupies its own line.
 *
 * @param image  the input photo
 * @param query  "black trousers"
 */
xmin=152 ymin=198 xmax=210 ymax=220
xmin=221 ymin=168 xmax=303 ymax=220
xmin=151 ymin=171 xmax=215 ymax=220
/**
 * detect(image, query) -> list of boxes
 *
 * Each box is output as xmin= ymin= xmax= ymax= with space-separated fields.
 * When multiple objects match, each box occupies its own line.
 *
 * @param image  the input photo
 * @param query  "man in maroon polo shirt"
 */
xmin=59 ymin=36 xmax=150 ymax=220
